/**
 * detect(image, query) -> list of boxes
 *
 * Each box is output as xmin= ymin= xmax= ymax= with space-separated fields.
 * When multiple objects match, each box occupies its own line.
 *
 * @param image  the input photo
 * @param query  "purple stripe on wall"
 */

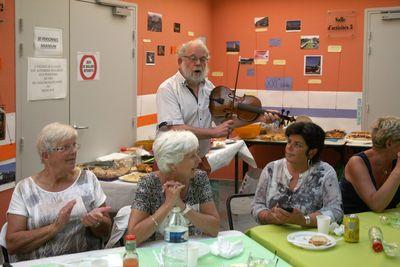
xmin=264 ymin=107 xmax=357 ymax=118
xmin=0 ymin=161 xmax=16 ymax=172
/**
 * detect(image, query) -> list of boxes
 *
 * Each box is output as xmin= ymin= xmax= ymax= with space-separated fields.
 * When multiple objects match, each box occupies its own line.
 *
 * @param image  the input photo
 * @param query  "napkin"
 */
xmin=210 ymin=236 xmax=244 ymax=259
xmin=329 ymin=222 xmax=344 ymax=236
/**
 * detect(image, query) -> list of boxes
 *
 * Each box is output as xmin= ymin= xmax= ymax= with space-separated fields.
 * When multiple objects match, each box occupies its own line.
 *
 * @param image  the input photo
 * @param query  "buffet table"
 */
xmin=13 ymin=231 xmax=291 ymax=267
xmin=246 ymin=208 xmax=400 ymax=267
xmin=100 ymin=140 xmax=256 ymax=212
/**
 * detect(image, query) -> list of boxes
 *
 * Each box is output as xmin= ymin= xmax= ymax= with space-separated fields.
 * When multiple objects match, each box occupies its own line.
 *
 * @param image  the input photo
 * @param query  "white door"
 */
xmin=16 ymin=0 xmax=137 ymax=178
xmin=69 ymin=0 xmax=136 ymax=163
xmin=363 ymin=7 xmax=400 ymax=128
xmin=15 ymin=0 xmax=70 ymax=179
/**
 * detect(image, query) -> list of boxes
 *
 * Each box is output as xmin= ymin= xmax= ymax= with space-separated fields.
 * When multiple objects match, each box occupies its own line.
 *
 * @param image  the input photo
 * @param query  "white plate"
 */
xmin=189 ymin=241 xmax=210 ymax=257
xmin=287 ymin=231 xmax=336 ymax=250
xmin=225 ymin=139 xmax=236 ymax=144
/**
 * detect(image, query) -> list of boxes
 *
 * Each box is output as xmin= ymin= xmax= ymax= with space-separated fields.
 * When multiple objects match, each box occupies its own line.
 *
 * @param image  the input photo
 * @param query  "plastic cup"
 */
xmin=188 ymin=245 xmax=199 ymax=267
xmin=316 ymin=215 xmax=331 ymax=235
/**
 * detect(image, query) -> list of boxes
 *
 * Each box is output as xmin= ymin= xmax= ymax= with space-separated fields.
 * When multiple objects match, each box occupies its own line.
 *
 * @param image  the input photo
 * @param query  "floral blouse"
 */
xmin=251 ymin=158 xmax=343 ymax=223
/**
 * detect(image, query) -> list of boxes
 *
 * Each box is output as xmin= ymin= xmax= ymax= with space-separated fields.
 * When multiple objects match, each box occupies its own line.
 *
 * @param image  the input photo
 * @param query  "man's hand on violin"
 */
xmin=212 ymin=119 xmax=235 ymax=137
xmin=258 ymin=111 xmax=280 ymax=124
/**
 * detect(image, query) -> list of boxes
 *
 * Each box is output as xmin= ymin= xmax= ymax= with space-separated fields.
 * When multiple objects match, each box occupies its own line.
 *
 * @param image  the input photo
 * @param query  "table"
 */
xmin=13 ymin=231 xmax=291 ymax=267
xmin=246 ymin=208 xmax=400 ymax=267
xmin=207 ymin=140 xmax=257 ymax=194
xmin=99 ymin=180 xmax=137 ymax=213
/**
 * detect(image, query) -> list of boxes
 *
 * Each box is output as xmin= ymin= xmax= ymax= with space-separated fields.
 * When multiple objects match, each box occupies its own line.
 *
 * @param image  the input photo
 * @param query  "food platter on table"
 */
xmin=287 ymin=231 xmax=337 ymax=250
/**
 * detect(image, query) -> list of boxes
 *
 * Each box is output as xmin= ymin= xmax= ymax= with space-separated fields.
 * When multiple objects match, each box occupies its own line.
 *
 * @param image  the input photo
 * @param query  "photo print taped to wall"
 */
xmin=255 ymin=16 xmax=268 ymax=32
xmin=304 ymin=55 xmax=323 ymax=76
xmin=157 ymin=45 xmax=165 ymax=56
xmin=147 ymin=12 xmax=162 ymax=32
xmin=226 ymin=41 xmax=240 ymax=54
xmin=300 ymin=35 xmax=320 ymax=49
xmin=286 ymin=20 xmax=301 ymax=32
xmin=146 ymin=51 xmax=156 ymax=65
xmin=173 ymin=22 xmax=181 ymax=33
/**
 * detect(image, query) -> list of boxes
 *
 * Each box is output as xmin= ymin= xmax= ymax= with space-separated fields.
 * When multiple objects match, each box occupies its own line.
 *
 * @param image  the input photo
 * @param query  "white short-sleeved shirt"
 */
xmin=7 ymin=169 xmax=106 ymax=261
xmin=156 ymin=71 xmax=215 ymax=157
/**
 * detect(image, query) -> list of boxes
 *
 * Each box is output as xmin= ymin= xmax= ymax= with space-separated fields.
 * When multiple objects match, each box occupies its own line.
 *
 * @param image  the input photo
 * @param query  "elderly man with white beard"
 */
xmin=156 ymin=39 xmax=277 ymax=173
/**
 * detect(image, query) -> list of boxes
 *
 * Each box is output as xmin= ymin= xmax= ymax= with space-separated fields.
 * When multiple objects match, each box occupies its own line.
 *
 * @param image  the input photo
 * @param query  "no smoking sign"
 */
xmin=77 ymin=52 xmax=100 ymax=81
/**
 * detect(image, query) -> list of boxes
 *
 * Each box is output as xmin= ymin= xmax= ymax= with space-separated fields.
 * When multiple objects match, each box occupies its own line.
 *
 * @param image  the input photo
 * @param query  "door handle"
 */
xmin=72 ymin=124 xmax=89 ymax=130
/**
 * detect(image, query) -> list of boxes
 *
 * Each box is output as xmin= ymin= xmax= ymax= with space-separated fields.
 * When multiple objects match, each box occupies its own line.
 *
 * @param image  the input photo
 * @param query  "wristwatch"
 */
xmin=182 ymin=204 xmax=192 ymax=216
xmin=304 ymin=215 xmax=311 ymax=225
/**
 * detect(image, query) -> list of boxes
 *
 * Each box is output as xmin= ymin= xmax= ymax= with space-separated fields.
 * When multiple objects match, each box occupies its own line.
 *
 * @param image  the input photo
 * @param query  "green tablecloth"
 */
xmin=137 ymin=234 xmax=292 ymax=267
xmin=246 ymin=208 xmax=400 ymax=267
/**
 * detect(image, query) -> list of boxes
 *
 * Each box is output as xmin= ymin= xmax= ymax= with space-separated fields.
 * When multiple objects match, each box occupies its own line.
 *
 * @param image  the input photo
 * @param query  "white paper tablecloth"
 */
xmin=206 ymin=140 xmax=257 ymax=173
xmin=100 ymin=180 xmax=137 ymax=213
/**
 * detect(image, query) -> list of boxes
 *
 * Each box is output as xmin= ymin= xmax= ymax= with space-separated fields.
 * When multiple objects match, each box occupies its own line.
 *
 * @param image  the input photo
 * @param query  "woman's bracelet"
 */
xmin=150 ymin=215 xmax=159 ymax=227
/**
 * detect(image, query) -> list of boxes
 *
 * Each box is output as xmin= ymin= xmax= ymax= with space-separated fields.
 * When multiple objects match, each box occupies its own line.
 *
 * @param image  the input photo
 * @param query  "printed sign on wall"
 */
xmin=34 ymin=27 xmax=63 ymax=57
xmin=77 ymin=52 xmax=100 ymax=81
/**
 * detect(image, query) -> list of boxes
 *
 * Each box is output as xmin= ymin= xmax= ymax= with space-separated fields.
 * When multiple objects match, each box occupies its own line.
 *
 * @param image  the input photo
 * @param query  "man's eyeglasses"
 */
xmin=182 ymin=55 xmax=209 ymax=63
xmin=51 ymin=143 xmax=80 ymax=153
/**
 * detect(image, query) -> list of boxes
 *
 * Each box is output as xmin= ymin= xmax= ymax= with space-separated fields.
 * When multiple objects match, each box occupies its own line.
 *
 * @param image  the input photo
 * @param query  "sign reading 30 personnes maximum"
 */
xmin=77 ymin=52 xmax=100 ymax=81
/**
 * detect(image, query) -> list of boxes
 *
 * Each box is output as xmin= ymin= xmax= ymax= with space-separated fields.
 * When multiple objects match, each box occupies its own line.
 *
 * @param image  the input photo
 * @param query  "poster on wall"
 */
xmin=226 ymin=41 xmax=240 ymax=54
xmin=255 ymin=16 xmax=268 ymax=32
xmin=27 ymin=57 xmax=67 ymax=101
xmin=173 ymin=22 xmax=180 ymax=33
xmin=146 ymin=51 xmax=155 ymax=65
xmin=147 ymin=12 xmax=162 ymax=32
xmin=286 ymin=20 xmax=301 ymax=32
xmin=300 ymin=35 xmax=320 ymax=49
xmin=254 ymin=50 xmax=269 ymax=64
xmin=304 ymin=55 xmax=323 ymax=76
xmin=77 ymin=52 xmax=100 ymax=81
xmin=34 ymin=27 xmax=63 ymax=57
xmin=0 ymin=159 xmax=16 ymax=191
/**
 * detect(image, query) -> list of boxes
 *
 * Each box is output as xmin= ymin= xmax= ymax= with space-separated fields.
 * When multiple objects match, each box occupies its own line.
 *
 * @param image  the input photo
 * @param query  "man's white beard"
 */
xmin=181 ymin=64 xmax=208 ymax=84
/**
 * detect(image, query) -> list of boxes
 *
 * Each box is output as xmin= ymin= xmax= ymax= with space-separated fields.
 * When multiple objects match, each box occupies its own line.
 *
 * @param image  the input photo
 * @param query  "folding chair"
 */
xmin=226 ymin=193 xmax=255 ymax=230
xmin=0 ymin=222 xmax=9 ymax=264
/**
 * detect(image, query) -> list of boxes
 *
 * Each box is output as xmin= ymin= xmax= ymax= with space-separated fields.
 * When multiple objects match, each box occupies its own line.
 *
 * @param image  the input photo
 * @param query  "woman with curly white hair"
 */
xmin=341 ymin=116 xmax=400 ymax=213
xmin=127 ymin=130 xmax=219 ymax=245
xmin=6 ymin=122 xmax=111 ymax=262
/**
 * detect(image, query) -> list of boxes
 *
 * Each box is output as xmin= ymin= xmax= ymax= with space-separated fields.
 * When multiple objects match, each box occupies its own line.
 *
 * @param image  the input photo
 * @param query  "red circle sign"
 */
xmin=79 ymin=55 xmax=97 ymax=80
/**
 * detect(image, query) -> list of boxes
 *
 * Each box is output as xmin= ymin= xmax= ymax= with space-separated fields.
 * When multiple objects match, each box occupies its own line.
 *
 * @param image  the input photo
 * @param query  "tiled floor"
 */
xmin=210 ymin=179 xmax=258 ymax=233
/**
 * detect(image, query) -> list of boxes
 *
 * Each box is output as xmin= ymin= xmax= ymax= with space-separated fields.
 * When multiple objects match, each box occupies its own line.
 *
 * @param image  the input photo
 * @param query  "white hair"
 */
xmin=36 ymin=122 xmax=77 ymax=156
xmin=153 ymin=130 xmax=199 ymax=173
xmin=371 ymin=116 xmax=400 ymax=148
xmin=177 ymin=39 xmax=209 ymax=59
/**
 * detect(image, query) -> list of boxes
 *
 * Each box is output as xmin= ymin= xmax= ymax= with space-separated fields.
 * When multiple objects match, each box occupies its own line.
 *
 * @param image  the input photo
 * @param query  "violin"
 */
xmin=209 ymin=86 xmax=296 ymax=126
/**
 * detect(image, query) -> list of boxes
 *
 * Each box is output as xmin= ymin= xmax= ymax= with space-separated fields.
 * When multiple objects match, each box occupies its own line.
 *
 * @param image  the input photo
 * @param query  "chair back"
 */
xmin=0 ymin=222 xmax=9 ymax=263
xmin=105 ymin=206 xmax=131 ymax=248
xmin=226 ymin=193 xmax=255 ymax=230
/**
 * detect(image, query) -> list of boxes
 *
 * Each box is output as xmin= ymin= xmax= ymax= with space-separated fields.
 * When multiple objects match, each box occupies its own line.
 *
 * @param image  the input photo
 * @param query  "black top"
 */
xmin=341 ymin=152 xmax=400 ymax=214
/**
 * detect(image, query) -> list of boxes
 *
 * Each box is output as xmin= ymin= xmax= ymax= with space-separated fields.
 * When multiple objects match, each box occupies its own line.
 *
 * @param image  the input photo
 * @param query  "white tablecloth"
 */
xmin=100 ymin=180 xmax=137 ymax=213
xmin=206 ymin=140 xmax=257 ymax=173
xmin=12 ymin=231 xmax=244 ymax=266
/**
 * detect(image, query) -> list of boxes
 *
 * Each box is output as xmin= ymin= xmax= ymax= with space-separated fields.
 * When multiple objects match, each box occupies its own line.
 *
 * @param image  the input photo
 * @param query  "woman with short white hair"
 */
xmin=127 ymin=130 xmax=220 ymax=245
xmin=6 ymin=122 xmax=111 ymax=261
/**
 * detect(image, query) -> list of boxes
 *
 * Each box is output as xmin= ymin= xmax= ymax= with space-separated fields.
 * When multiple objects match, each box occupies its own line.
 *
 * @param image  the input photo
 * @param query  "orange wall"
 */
xmin=128 ymin=0 xmax=213 ymax=97
xmin=0 ymin=0 xmax=15 ymax=227
xmin=209 ymin=0 xmax=400 ymax=91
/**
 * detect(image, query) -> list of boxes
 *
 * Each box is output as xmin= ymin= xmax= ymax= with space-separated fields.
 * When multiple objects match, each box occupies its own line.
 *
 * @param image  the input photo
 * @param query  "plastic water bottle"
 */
xmin=368 ymin=226 xmax=384 ymax=253
xmin=163 ymin=207 xmax=188 ymax=267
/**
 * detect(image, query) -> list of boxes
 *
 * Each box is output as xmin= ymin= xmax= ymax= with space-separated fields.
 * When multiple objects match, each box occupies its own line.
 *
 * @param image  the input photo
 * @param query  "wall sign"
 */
xmin=327 ymin=10 xmax=356 ymax=38
xmin=27 ymin=57 xmax=67 ymax=101
xmin=34 ymin=27 xmax=63 ymax=57
xmin=77 ymin=52 xmax=100 ymax=81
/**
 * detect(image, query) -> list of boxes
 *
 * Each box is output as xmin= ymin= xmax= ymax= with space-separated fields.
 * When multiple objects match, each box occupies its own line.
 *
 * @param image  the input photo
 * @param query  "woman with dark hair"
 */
xmin=252 ymin=122 xmax=343 ymax=227
xmin=341 ymin=116 xmax=400 ymax=213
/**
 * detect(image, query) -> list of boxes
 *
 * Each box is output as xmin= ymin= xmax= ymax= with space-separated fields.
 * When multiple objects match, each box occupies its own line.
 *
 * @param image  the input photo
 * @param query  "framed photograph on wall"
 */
xmin=146 ymin=51 xmax=155 ymax=65
xmin=157 ymin=45 xmax=165 ymax=56
xmin=226 ymin=41 xmax=240 ymax=53
xmin=147 ymin=12 xmax=162 ymax=32
xmin=255 ymin=16 xmax=269 ymax=31
xmin=173 ymin=22 xmax=180 ymax=33
xmin=304 ymin=55 xmax=323 ymax=76
xmin=286 ymin=20 xmax=301 ymax=32
xmin=300 ymin=35 xmax=320 ymax=49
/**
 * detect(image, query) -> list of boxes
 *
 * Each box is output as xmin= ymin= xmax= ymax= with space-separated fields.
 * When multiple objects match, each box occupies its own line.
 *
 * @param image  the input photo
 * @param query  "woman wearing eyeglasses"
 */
xmin=251 ymin=122 xmax=343 ymax=227
xmin=6 ymin=122 xmax=111 ymax=262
